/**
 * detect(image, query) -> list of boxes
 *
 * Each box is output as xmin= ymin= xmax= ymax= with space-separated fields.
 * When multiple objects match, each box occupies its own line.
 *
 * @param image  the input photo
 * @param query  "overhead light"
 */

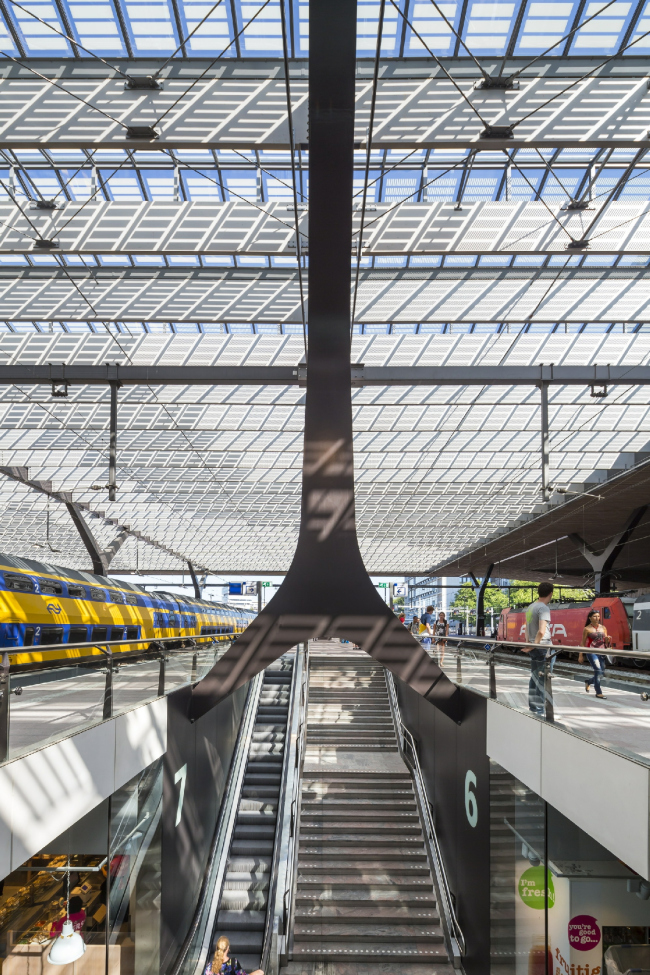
xmin=47 ymin=920 xmax=86 ymax=965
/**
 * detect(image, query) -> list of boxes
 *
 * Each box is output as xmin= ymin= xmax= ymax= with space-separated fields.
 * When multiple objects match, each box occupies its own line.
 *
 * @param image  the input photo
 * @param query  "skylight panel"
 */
xmin=122 ymin=0 xmax=178 ymax=53
xmin=7 ymin=0 xmax=73 ymax=53
xmin=233 ymin=0 xmax=283 ymax=53
xmin=0 ymin=10 xmax=19 ymax=51
xmin=618 ymin=168 xmax=650 ymax=199
xmin=357 ymin=0 xmax=401 ymax=55
xmin=25 ymin=171 xmax=62 ymax=201
xmin=142 ymin=171 xmax=177 ymax=199
xmin=627 ymin=0 xmax=650 ymax=49
xmin=183 ymin=171 xmax=221 ymax=200
xmin=424 ymin=169 xmax=461 ymax=201
xmin=464 ymin=170 xmax=501 ymax=201
xmin=63 ymin=0 xmax=127 ymax=52
xmin=222 ymin=171 xmax=257 ymax=200
xmin=381 ymin=170 xmax=420 ymax=202
xmin=175 ymin=0 xmax=232 ymax=52
xmin=539 ymin=167 xmax=582 ymax=202
xmin=515 ymin=0 xmax=576 ymax=53
xmin=263 ymin=171 xmax=296 ymax=200
xmin=102 ymin=172 xmax=144 ymax=200
xmin=509 ymin=167 xmax=544 ymax=199
xmin=462 ymin=0 xmax=522 ymax=54
xmin=406 ymin=0 xmax=459 ymax=53
xmin=568 ymin=0 xmax=633 ymax=51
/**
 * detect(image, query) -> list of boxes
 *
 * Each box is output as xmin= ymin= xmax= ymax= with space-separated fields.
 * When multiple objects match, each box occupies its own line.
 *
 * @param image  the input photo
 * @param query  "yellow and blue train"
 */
xmin=0 ymin=553 xmax=254 ymax=666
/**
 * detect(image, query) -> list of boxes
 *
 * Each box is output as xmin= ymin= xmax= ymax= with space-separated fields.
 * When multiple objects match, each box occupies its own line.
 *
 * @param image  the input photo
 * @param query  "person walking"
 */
xmin=521 ymin=582 xmax=554 ymax=715
xmin=434 ymin=611 xmax=449 ymax=664
xmin=410 ymin=615 xmax=420 ymax=639
xmin=419 ymin=605 xmax=434 ymax=651
xmin=580 ymin=608 xmax=608 ymax=699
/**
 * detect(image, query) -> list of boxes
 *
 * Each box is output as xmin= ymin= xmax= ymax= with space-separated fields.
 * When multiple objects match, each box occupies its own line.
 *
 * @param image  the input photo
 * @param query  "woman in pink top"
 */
xmin=580 ymin=608 xmax=609 ymax=699
xmin=50 ymin=896 xmax=85 ymax=938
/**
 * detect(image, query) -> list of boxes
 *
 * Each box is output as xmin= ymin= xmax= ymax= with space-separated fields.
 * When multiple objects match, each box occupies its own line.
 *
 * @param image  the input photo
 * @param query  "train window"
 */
xmin=92 ymin=626 xmax=108 ymax=642
xmin=3 ymin=573 xmax=35 ymax=593
xmin=24 ymin=626 xmax=35 ymax=647
xmin=38 ymin=578 xmax=64 ymax=596
xmin=67 ymin=584 xmax=85 ymax=598
xmin=125 ymin=626 xmax=139 ymax=640
xmin=88 ymin=588 xmax=107 ymax=602
xmin=125 ymin=593 xmax=139 ymax=606
xmin=108 ymin=590 xmax=125 ymax=604
xmin=603 ymin=607 xmax=611 ymax=619
xmin=111 ymin=627 xmax=125 ymax=640
xmin=40 ymin=626 xmax=63 ymax=645
xmin=68 ymin=626 xmax=88 ymax=644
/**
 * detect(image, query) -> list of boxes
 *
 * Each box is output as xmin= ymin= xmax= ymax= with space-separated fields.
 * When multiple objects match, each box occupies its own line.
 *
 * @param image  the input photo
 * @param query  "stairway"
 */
xmin=289 ymin=643 xmax=450 ymax=973
xmin=215 ymin=656 xmax=294 ymax=972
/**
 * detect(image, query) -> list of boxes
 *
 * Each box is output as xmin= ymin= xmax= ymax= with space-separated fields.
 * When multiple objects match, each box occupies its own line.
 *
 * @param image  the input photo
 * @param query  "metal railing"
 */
xmin=169 ymin=671 xmax=264 ymax=975
xmin=0 ymin=633 xmax=227 ymax=764
xmin=261 ymin=641 xmax=309 ymax=975
xmin=385 ymin=668 xmax=465 ymax=969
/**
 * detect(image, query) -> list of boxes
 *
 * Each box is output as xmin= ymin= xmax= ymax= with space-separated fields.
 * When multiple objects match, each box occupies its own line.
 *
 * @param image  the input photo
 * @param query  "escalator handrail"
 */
xmin=260 ymin=642 xmax=309 ymax=975
xmin=385 ymin=669 xmax=466 ymax=963
xmin=169 ymin=670 xmax=265 ymax=975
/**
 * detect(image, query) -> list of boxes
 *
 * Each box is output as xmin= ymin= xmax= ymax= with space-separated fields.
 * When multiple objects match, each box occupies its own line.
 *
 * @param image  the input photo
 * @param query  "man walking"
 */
xmin=420 ymin=605 xmax=434 ymax=651
xmin=522 ymin=582 xmax=554 ymax=715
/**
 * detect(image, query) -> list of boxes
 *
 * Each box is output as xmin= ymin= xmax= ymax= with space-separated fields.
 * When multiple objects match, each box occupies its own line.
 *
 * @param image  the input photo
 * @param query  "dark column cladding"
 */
xmin=160 ymin=681 xmax=248 ymax=972
xmin=395 ymin=679 xmax=490 ymax=975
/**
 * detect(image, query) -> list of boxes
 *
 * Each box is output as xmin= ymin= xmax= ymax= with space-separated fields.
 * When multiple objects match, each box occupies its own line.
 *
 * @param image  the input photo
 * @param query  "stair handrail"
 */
xmin=169 ymin=670 xmax=265 ymax=975
xmin=385 ymin=669 xmax=466 ymax=966
xmin=260 ymin=642 xmax=310 ymax=975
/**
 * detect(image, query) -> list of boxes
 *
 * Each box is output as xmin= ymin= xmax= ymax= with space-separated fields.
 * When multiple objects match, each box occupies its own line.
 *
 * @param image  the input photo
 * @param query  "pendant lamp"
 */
xmin=48 ymin=855 xmax=86 ymax=966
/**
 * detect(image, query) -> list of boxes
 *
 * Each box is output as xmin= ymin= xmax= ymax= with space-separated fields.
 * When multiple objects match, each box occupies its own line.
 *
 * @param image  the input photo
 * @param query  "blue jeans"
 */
xmin=529 ymin=647 xmax=554 ymax=713
xmin=586 ymin=653 xmax=605 ymax=695
xmin=421 ymin=637 xmax=431 ymax=649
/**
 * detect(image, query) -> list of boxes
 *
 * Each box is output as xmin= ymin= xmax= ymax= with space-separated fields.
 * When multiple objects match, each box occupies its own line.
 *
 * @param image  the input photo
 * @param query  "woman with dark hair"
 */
xmin=580 ymin=608 xmax=609 ymax=699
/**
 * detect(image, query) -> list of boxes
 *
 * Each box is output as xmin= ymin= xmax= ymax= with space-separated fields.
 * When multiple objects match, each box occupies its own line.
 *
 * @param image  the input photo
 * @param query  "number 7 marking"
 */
xmin=174 ymin=764 xmax=187 ymax=826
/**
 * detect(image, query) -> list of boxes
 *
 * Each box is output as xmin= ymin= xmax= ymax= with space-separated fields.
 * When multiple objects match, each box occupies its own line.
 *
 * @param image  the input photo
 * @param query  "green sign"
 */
xmin=262 ymin=582 xmax=271 ymax=587
xmin=518 ymin=866 xmax=555 ymax=910
xmin=377 ymin=583 xmax=388 ymax=588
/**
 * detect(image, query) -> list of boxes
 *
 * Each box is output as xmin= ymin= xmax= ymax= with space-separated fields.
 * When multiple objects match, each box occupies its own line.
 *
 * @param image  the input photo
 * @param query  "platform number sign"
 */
xmin=174 ymin=764 xmax=187 ymax=826
xmin=465 ymin=770 xmax=478 ymax=828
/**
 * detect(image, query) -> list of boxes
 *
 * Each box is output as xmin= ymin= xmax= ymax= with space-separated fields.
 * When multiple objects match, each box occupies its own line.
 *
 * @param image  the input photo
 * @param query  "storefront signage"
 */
xmin=568 ymin=916 xmax=601 ymax=952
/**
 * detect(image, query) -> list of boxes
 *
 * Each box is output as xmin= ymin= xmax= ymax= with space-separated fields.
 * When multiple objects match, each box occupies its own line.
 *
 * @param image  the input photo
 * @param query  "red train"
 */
xmin=497 ymin=596 xmax=635 ymax=664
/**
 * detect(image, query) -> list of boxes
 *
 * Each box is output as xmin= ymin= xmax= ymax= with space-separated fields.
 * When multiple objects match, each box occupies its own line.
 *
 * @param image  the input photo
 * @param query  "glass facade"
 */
xmin=0 ymin=758 xmax=162 ymax=975
xmin=491 ymin=761 xmax=650 ymax=975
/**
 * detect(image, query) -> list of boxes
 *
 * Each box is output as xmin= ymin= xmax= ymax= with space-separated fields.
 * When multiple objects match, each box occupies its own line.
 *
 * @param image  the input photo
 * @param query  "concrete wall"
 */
xmin=0 ymin=698 xmax=167 ymax=880
xmin=486 ymin=700 xmax=650 ymax=879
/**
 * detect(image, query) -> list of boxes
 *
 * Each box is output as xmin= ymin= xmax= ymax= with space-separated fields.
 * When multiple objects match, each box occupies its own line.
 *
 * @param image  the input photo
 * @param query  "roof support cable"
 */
xmin=46 ymin=155 xmax=137 ymax=242
xmin=160 ymin=150 xmax=304 ymax=236
xmin=0 ymin=177 xmax=54 ymax=245
xmin=499 ymin=151 xmax=574 ymax=246
xmin=424 ymin=0 xmax=490 ymax=82
xmin=0 ymin=52 xmax=130 ymax=131
xmin=232 ymin=148 xmax=308 ymax=202
xmin=352 ymin=148 xmax=419 ymax=199
xmin=565 ymin=147 xmax=647 ymax=246
xmin=151 ymin=0 xmax=226 ymax=79
xmin=533 ymin=148 xmax=576 ymax=207
xmin=152 ymin=0 xmax=275 ymax=129
xmin=507 ymin=0 xmax=619 ymax=82
xmin=4 ymin=0 xmax=132 ymax=79
xmin=510 ymin=27 xmax=650 ymax=131
xmin=352 ymin=0 xmax=386 ymax=335
xmin=454 ymin=150 xmax=475 ymax=211
xmin=387 ymin=0 xmax=491 ymax=130
xmin=279 ymin=0 xmax=307 ymax=359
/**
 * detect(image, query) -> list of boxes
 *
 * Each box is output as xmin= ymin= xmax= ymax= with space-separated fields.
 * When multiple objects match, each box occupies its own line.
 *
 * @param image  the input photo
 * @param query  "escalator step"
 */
xmin=231 ymin=840 xmax=275 ymax=855
xmin=217 ymin=910 xmax=266 ymax=931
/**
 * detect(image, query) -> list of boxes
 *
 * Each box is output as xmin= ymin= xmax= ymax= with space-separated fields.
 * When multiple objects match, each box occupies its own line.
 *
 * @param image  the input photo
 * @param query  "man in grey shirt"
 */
xmin=521 ymin=582 xmax=554 ymax=714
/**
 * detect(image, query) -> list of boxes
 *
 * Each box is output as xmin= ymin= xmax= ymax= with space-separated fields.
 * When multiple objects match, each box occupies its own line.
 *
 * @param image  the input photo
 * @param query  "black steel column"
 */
xmin=188 ymin=0 xmax=461 ymax=725
xmin=109 ymin=380 xmax=119 ymax=502
xmin=477 ymin=564 xmax=495 ymax=637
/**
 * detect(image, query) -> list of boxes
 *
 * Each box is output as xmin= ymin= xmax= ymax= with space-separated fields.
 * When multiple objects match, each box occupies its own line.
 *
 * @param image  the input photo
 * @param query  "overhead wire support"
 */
xmin=352 ymin=0 xmax=386 ymax=334
xmin=279 ymin=0 xmax=307 ymax=359
xmin=424 ymin=0 xmax=490 ymax=82
xmin=0 ymin=177 xmax=54 ymax=245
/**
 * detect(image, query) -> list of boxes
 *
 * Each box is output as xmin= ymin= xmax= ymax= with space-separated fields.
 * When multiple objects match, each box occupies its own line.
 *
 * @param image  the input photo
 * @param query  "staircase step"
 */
xmin=298 ymin=873 xmax=434 ymax=887
xmin=295 ymin=905 xmax=439 ymax=921
xmin=294 ymin=922 xmax=444 ymax=941
xmin=296 ymin=889 xmax=435 ymax=906
xmin=290 ymin=942 xmax=449 ymax=962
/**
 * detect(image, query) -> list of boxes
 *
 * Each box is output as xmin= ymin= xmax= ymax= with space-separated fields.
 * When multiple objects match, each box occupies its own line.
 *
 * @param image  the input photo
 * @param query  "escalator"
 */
xmin=215 ymin=656 xmax=294 ymax=971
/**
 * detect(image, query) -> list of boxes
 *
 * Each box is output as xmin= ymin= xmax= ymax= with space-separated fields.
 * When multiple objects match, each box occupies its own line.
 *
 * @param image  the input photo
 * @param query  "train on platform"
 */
xmin=0 ymin=552 xmax=255 ymax=666
xmin=497 ymin=593 xmax=650 ymax=665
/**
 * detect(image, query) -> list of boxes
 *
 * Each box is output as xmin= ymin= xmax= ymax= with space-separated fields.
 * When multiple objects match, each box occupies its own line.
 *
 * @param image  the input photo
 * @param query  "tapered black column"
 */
xmin=188 ymin=0 xmax=462 ymax=725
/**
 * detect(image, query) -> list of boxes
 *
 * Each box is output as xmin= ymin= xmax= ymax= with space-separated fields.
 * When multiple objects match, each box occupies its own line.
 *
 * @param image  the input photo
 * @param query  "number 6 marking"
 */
xmin=174 ymin=764 xmax=187 ymax=826
xmin=465 ymin=769 xmax=478 ymax=828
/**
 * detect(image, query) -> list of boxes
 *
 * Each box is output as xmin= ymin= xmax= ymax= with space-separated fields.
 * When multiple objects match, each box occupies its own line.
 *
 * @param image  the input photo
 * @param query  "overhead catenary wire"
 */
xmin=278 ymin=0 xmax=307 ymax=359
xmin=352 ymin=0 xmax=387 ymax=333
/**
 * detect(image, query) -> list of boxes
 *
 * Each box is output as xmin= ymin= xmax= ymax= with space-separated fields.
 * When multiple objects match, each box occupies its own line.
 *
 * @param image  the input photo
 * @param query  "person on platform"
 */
xmin=419 ymin=605 xmax=434 ymax=650
xmin=521 ymin=582 xmax=554 ymax=715
xmin=206 ymin=936 xmax=263 ymax=975
xmin=580 ymin=608 xmax=608 ymax=699
xmin=410 ymin=615 xmax=420 ymax=639
xmin=434 ymin=611 xmax=450 ymax=664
